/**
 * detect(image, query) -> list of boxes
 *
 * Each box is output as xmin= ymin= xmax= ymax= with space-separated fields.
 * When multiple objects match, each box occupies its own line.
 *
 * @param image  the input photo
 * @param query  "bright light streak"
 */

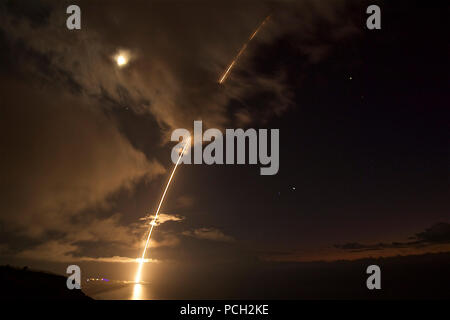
xmin=218 ymin=15 xmax=270 ymax=84
xmin=134 ymin=136 xmax=191 ymax=284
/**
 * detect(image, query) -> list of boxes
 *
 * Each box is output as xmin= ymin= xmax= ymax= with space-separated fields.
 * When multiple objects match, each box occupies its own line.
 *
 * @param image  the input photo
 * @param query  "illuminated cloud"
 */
xmin=0 ymin=81 xmax=165 ymax=260
xmin=0 ymin=0 xmax=352 ymax=134
xmin=140 ymin=213 xmax=185 ymax=226
xmin=16 ymin=240 xmax=158 ymax=263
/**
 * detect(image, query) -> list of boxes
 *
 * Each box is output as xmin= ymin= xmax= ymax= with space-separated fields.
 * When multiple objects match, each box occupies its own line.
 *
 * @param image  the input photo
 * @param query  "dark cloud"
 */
xmin=334 ymin=222 xmax=450 ymax=252
xmin=414 ymin=222 xmax=450 ymax=243
xmin=182 ymin=227 xmax=235 ymax=243
xmin=2 ymin=0 xmax=51 ymax=27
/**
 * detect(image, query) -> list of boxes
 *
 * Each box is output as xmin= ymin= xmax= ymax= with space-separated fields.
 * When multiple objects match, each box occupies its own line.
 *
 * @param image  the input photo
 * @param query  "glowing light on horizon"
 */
xmin=134 ymin=136 xmax=191 ymax=286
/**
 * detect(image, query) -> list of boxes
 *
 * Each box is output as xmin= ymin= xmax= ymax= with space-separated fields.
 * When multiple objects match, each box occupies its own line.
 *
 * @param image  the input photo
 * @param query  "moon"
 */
xmin=116 ymin=54 xmax=128 ymax=67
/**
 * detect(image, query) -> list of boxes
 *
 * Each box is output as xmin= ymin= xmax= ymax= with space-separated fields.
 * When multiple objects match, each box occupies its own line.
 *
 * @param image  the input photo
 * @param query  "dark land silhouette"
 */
xmin=0 ymin=265 xmax=91 ymax=299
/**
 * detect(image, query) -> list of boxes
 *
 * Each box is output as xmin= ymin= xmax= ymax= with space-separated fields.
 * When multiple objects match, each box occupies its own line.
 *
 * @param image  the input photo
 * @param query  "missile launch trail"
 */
xmin=133 ymin=14 xmax=269 ymax=288
xmin=218 ymin=15 xmax=270 ymax=84
xmin=134 ymin=136 xmax=191 ymax=284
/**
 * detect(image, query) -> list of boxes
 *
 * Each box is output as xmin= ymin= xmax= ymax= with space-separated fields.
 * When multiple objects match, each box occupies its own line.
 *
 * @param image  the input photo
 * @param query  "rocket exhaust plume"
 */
xmin=218 ymin=15 xmax=270 ymax=84
xmin=134 ymin=136 xmax=191 ymax=284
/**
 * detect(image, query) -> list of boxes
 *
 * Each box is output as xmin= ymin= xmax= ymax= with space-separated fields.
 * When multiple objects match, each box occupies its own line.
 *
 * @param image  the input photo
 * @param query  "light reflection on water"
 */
xmin=83 ymin=280 xmax=154 ymax=300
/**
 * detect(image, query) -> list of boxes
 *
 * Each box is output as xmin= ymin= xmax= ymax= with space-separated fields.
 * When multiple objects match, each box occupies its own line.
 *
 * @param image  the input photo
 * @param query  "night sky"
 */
xmin=0 ymin=0 xmax=448 ymax=299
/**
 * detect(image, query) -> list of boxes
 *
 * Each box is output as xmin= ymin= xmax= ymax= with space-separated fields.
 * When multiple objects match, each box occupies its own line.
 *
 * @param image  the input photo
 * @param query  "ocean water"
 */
xmin=83 ymin=281 xmax=155 ymax=300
